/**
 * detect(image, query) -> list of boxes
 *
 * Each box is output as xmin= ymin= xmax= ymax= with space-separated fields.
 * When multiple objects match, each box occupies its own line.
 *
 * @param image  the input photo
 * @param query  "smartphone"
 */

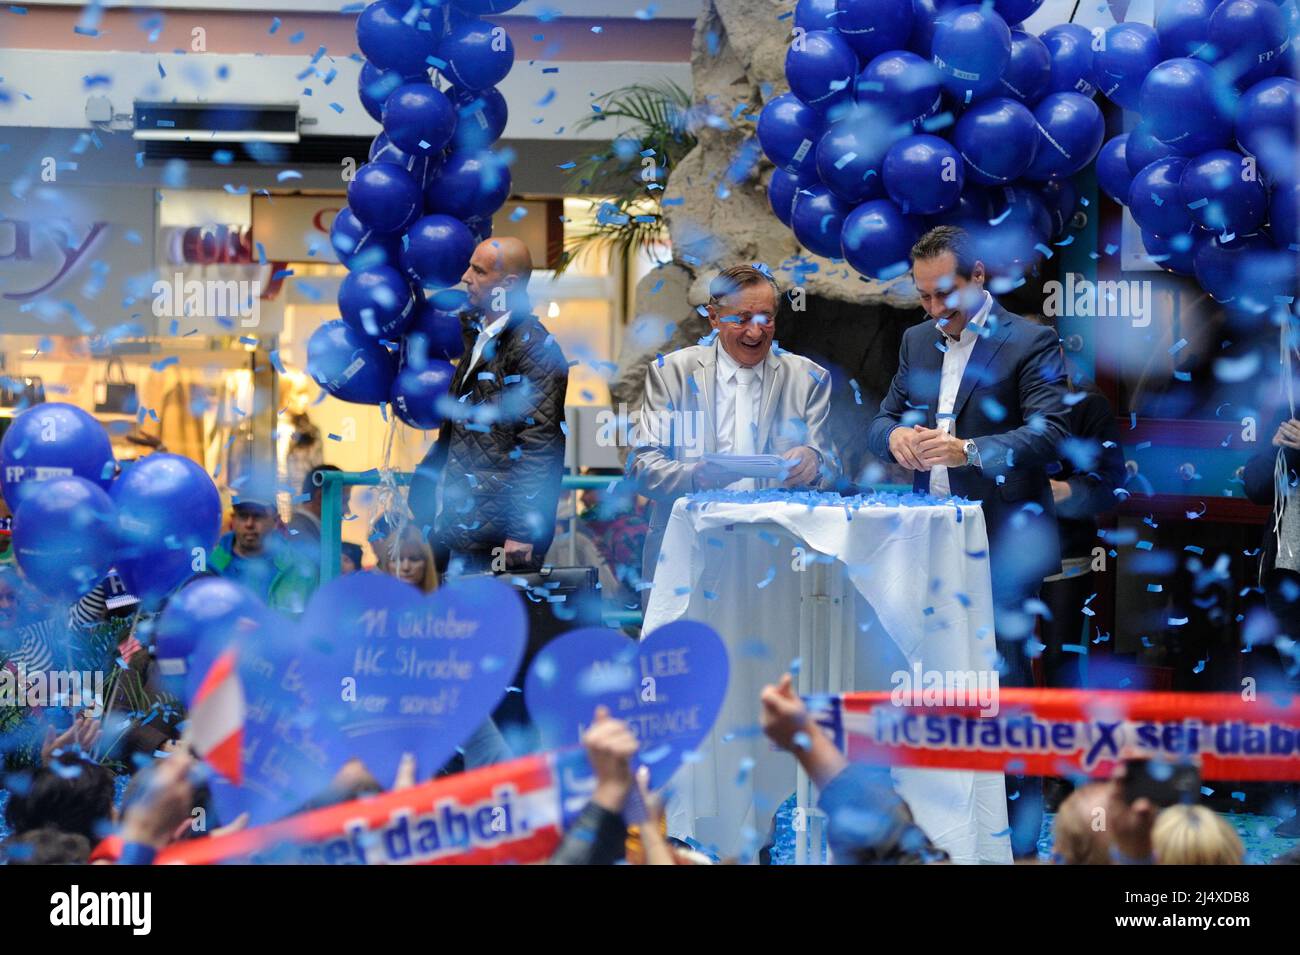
xmin=1121 ymin=757 xmax=1201 ymax=807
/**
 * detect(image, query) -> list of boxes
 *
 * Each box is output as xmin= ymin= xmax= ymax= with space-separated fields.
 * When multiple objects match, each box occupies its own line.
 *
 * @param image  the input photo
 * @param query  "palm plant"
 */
xmin=559 ymin=79 xmax=699 ymax=273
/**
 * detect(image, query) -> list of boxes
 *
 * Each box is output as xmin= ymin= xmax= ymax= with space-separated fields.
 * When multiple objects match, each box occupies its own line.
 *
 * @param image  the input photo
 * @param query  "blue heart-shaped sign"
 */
xmin=524 ymin=620 xmax=729 ymax=790
xmin=296 ymin=571 xmax=527 ymax=784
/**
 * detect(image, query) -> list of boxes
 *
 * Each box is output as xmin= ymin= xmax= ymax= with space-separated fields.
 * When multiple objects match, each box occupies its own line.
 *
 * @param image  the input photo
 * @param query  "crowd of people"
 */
xmin=1 ymin=227 xmax=1297 ymax=865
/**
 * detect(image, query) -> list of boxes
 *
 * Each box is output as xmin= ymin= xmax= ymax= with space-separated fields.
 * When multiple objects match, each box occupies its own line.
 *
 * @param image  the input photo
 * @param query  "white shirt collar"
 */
xmin=477 ymin=311 xmax=511 ymax=338
xmin=716 ymin=341 xmax=764 ymax=384
xmin=935 ymin=290 xmax=992 ymax=342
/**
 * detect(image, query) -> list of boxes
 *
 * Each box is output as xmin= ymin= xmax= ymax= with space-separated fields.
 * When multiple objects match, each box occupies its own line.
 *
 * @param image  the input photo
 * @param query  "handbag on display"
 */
xmin=94 ymin=358 xmax=138 ymax=415
xmin=0 ymin=375 xmax=44 ymax=409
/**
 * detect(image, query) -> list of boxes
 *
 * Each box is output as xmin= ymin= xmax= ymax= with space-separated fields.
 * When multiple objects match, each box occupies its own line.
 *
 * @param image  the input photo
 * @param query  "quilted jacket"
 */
xmin=409 ymin=310 xmax=569 ymax=559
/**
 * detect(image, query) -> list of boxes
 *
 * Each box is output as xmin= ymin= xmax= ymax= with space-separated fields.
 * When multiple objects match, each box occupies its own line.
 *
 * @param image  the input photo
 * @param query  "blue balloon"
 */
xmin=835 ymin=0 xmax=914 ymax=62
xmin=1096 ymin=135 xmax=1133 ymax=203
xmin=1139 ymin=58 xmax=1236 ymax=154
xmin=369 ymin=133 xmax=442 ymax=188
xmin=1194 ymin=232 xmax=1293 ymax=309
xmin=954 ymin=96 xmax=1039 ymax=184
xmin=330 ymin=206 xmax=403 ymax=270
xmin=992 ymin=0 xmax=1043 ymax=26
xmin=1024 ymin=92 xmax=1104 ymax=179
xmin=1156 ymin=0 xmax=1224 ymax=59
xmin=439 ymin=17 xmax=514 ymax=91
xmin=448 ymin=85 xmax=508 ymax=150
xmin=1208 ymin=0 xmax=1288 ymax=87
xmin=785 ymin=29 xmax=859 ymax=113
xmin=856 ymin=51 xmax=944 ymax=126
xmin=1140 ymin=226 xmax=1209 ymax=273
xmin=1129 ymin=157 xmax=1194 ymax=234
xmin=768 ymin=168 xmax=813 ymax=227
xmin=0 ymin=403 xmax=115 ymax=510
xmin=974 ymin=185 xmax=1052 ymax=281
xmin=407 ymin=288 xmax=469 ymax=363
xmin=382 ymin=83 xmax=457 ymax=157
xmin=932 ymin=5 xmax=1012 ymax=99
xmin=791 ymin=184 xmax=853 ymax=257
xmin=1126 ymin=119 xmax=1187 ymax=174
xmin=401 ymin=214 xmax=476 ymax=289
xmin=1236 ymin=76 xmax=1299 ymax=183
xmin=424 ymin=149 xmax=512 ymax=220
xmin=153 ymin=577 xmax=266 ymax=690
xmin=111 ymin=454 xmax=221 ymax=606
xmin=883 ymin=133 xmax=964 ymax=213
xmin=391 ymin=359 xmax=455 ymax=429
xmin=757 ymin=92 xmax=826 ymax=176
xmin=1179 ymin=148 xmax=1270 ymax=232
xmin=356 ymin=0 xmax=440 ymax=76
xmin=358 ymin=63 xmax=426 ymax=124
xmin=927 ymin=181 xmax=996 ymax=230
xmin=346 ymin=161 xmax=422 ymax=234
xmin=814 ymin=105 xmax=893 ymax=202
xmin=339 ymin=265 xmax=416 ymax=339
xmin=13 ymin=477 xmax=117 ymax=599
xmin=1040 ymin=23 xmax=1097 ymax=97
xmin=1038 ymin=177 xmax=1079 ymax=236
xmin=796 ymin=0 xmax=840 ymax=32
xmin=1271 ymin=179 xmax=1300 ymax=245
xmin=1092 ymin=23 xmax=1162 ymax=110
xmin=307 ymin=320 xmax=398 ymax=405
xmin=841 ymin=198 xmax=923 ymax=280
xmin=993 ymin=29 xmax=1052 ymax=104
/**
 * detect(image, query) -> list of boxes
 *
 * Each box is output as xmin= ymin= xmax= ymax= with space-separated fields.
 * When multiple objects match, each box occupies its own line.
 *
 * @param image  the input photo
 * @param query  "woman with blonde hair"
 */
xmin=1153 ymin=805 xmax=1245 ymax=865
xmin=374 ymin=521 xmax=439 ymax=594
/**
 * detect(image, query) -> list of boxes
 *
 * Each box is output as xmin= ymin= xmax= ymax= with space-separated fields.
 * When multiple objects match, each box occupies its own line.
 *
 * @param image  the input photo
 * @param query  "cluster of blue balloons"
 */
xmin=0 ymin=403 xmax=221 ymax=604
xmin=1094 ymin=0 xmax=1298 ymax=314
xmin=314 ymin=0 xmax=521 ymax=427
xmin=760 ymin=0 xmax=1111 ymax=286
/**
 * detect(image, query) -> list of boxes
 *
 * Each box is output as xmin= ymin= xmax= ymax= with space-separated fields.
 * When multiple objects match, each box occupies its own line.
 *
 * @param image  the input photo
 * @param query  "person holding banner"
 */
xmin=866 ymin=226 xmax=1072 ymax=857
xmin=630 ymin=264 xmax=840 ymax=595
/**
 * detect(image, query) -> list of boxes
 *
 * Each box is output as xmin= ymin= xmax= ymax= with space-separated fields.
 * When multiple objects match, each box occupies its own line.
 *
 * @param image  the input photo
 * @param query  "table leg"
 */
xmin=795 ymin=555 xmax=841 ymax=864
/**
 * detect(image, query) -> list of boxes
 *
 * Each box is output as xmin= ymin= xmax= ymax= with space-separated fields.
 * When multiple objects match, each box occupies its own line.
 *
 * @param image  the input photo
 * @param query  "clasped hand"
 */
xmin=889 ymin=424 xmax=966 ymax=471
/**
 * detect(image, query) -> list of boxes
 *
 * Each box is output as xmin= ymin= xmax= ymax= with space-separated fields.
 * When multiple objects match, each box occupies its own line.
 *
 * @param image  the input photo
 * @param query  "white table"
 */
xmin=642 ymin=491 xmax=1013 ymax=865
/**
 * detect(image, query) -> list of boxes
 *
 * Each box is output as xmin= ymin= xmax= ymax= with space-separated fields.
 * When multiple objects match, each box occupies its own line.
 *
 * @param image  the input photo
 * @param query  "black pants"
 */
xmin=1039 ymin=569 xmax=1095 ymax=690
xmin=994 ymin=582 xmax=1044 ymax=859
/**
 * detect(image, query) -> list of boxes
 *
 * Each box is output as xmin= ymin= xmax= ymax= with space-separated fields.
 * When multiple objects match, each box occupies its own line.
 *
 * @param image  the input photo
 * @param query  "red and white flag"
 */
xmin=186 ymin=648 xmax=245 ymax=785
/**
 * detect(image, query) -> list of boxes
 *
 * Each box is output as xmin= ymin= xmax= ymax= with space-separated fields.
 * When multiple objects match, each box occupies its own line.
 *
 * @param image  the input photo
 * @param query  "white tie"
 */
xmin=735 ymin=366 xmax=757 ymax=456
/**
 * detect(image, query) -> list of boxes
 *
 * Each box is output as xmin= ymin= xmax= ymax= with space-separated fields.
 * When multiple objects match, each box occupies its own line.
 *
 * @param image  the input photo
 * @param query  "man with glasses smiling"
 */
xmin=630 ymin=264 xmax=838 ymax=596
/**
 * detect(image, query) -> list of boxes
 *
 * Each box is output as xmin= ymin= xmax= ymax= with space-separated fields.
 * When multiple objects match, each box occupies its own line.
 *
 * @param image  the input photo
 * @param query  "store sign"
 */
xmin=0 ymin=185 xmax=156 ymax=335
xmin=251 ymin=194 xmax=343 ymax=264
xmin=160 ymin=224 xmax=256 ymax=266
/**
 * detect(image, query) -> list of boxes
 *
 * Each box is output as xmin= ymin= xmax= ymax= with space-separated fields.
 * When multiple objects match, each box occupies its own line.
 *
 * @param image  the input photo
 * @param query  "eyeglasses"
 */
xmin=713 ymin=310 xmax=773 ymax=326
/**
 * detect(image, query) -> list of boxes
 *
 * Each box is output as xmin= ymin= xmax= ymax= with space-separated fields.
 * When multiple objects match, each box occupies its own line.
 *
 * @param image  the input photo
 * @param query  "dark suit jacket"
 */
xmin=866 ymin=299 xmax=1071 ymax=596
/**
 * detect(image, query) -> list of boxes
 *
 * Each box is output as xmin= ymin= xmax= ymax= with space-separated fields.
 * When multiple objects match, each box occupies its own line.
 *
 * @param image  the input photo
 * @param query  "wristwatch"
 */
xmin=963 ymin=439 xmax=980 ymax=469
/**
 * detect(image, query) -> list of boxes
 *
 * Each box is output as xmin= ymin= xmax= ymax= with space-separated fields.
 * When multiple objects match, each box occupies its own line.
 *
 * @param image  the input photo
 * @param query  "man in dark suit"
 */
xmin=409 ymin=237 xmax=569 ymax=575
xmin=866 ymin=225 xmax=1071 ymax=856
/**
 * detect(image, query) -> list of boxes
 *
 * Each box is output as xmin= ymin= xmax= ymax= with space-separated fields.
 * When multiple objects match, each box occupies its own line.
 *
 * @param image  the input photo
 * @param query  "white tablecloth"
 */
xmin=642 ymin=492 xmax=1012 ymax=865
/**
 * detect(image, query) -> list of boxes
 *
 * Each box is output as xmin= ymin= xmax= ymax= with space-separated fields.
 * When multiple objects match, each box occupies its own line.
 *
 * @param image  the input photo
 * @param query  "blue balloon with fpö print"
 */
xmin=1208 ymin=0 xmax=1288 ymax=87
xmin=1179 ymin=149 xmax=1269 ymax=234
xmin=856 ymin=51 xmax=944 ymax=127
xmin=814 ymin=105 xmax=893 ymax=202
xmin=993 ymin=28 xmax=1052 ymax=104
xmin=0 ymin=402 xmax=115 ymax=511
xmin=784 ymin=29 xmax=859 ymax=113
xmin=307 ymin=320 xmax=397 ymax=405
xmin=449 ymin=85 xmax=509 ymax=151
xmin=834 ymin=0 xmax=915 ymax=62
xmin=330 ymin=206 xmax=403 ymax=271
xmin=358 ymin=62 xmax=428 ymax=124
xmin=525 ymin=621 xmax=730 ymax=790
xmin=154 ymin=576 xmax=267 ymax=698
xmin=1023 ymin=92 xmax=1104 ymax=180
xmin=401 ymin=214 xmax=477 ymax=290
xmin=339 ymin=265 xmax=417 ymax=340
xmin=1040 ymin=22 xmax=1097 ymax=97
xmin=407 ymin=288 xmax=470 ymax=362
xmin=768 ymin=168 xmax=810 ymax=227
xmin=1155 ymin=0 xmax=1224 ymax=59
xmin=382 ymin=83 xmax=457 ymax=157
xmin=953 ymin=96 xmax=1039 ymax=185
xmin=931 ymin=4 xmax=1012 ymax=98
xmin=1091 ymin=23 xmax=1162 ymax=110
xmin=391 ymin=360 xmax=455 ymax=429
xmin=1138 ymin=58 xmax=1236 ymax=154
xmin=791 ymin=184 xmax=854 ymax=257
xmin=1129 ymin=157 xmax=1194 ymax=236
xmin=757 ymin=92 xmax=826 ymax=176
xmin=424 ymin=149 xmax=513 ymax=220
xmin=1235 ymin=76 xmax=1300 ymax=184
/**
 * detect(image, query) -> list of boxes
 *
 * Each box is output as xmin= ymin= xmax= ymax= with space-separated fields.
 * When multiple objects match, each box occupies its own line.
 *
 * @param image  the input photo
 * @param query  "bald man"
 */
xmin=409 ymin=237 xmax=569 ymax=575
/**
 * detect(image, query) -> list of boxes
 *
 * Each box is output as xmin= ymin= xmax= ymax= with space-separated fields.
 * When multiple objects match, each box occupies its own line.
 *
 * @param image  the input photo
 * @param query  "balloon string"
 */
xmin=375 ymin=406 xmax=405 ymax=569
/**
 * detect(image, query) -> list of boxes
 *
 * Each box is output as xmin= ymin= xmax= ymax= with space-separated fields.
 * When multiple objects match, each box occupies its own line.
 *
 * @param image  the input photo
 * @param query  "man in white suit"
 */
xmin=630 ymin=265 xmax=839 ymax=592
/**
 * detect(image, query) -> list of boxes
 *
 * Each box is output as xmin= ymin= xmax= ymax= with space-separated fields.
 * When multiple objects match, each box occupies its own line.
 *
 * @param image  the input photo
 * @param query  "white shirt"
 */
xmin=929 ymin=291 xmax=992 ymax=499
xmin=715 ymin=345 xmax=764 ymax=491
xmin=466 ymin=311 xmax=511 ymax=376
xmin=714 ymin=344 xmax=764 ymax=454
